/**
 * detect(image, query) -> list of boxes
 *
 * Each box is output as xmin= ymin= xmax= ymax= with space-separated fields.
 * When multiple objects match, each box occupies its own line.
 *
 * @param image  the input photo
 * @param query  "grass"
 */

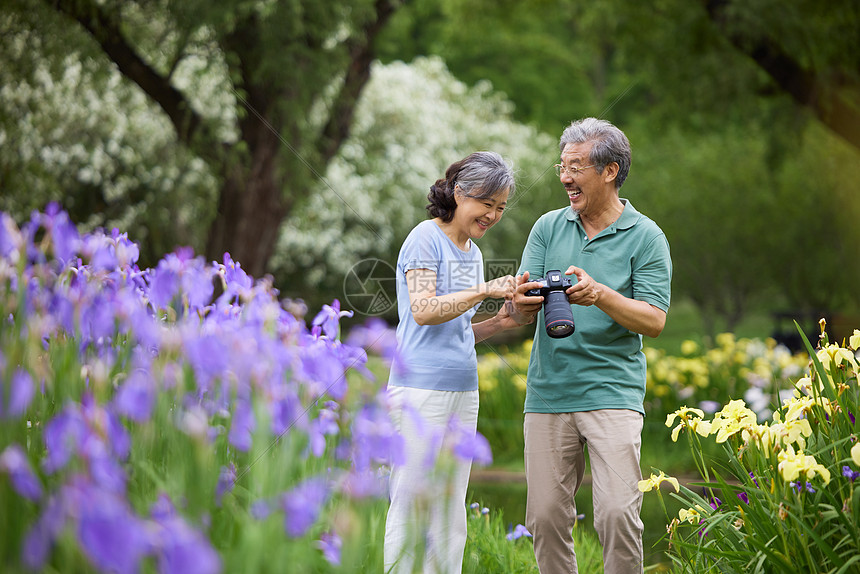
xmin=464 ymin=495 xmax=604 ymax=574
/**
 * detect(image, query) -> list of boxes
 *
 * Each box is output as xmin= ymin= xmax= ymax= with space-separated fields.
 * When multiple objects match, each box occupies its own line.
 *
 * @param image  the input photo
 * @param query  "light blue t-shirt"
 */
xmin=388 ymin=219 xmax=484 ymax=392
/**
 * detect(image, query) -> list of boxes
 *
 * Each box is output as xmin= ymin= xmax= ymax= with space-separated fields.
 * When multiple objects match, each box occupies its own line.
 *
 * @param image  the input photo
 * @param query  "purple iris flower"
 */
xmin=113 ymin=368 xmax=156 ymax=422
xmin=447 ymin=417 xmax=492 ymax=466
xmin=316 ymin=531 xmax=342 ymax=566
xmin=339 ymin=467 xmax=387 ymax=499
xmin=228 ymin=399 xmax=255 ymax=452
xmin=506 ymin=524 xmax=532 ymax=541
xmin=49 ymin=290 xmax=76 ymax=334
xmin=6 ymin=368 xmax=35 ymax=418
xmin=76 ymin=488 xmax=150 ymax=574
xmin=789 ymin=481 xmax=816 ymax=494
xmin=152 ymin=513 xmax=222 ymax=574
xmin=113 ymin=230 xmax=140 ymax=267
xmin=42 ymin=203 xmax=81 ymax=264
xmin=215 ymin=463 xmax=237 ymax=507
xmin=250 ymin=499 xmax=273 ymax=520
xmin=337 ymin=342 xmax=373 ymax=380
xmin=346 ymin=318 xmax=398 ymax=362
xmin=312 ymin=299 xmax=353 ymax=340
xmin=150 ymin=492 xmax=177 ymax=521
xmin=282 ymin=477 xmax=329 ymax=537
xmin=0 ymin=444 xmax=43 ymax=501
xmin=108 ymin=411 xmax=132 ymax=460
xmin=150 ymin=265 xmax=180 ymax=310
xmin=269 ymin=387 xmax=305 ymax=437
xmin=351 ymin=403 xmax=405 ymax=469
xmin=42 ymin=399 xmax=130 ymax=493
xmin=698 ymin=400 xmax=721 ymax=414
xmin=22 ymin=494 xmax=64 ymax=569
xmin=842 ymin=466 xmax=860 ymax=482
xmin=123 ymin=299 xmax=162 ymax=349
xmin=219 ymin=253 xmax=252 ymax=297
xmin=452 ymin=429 xmax=493 ymax=466
xmin=79 ymin=293 xmax=117 ymax=343
xmin=84 ymin=440 xmax=128 ymax=494
xmin=43 ymin=407 xmax=88 ymax=473
xmin=180 ymin=257 xmax=214 ymax=311
xmin=0 ymin=211 xmax=22 ymax=259
xmin=308 ymin=403 xmax=340 ymax=458
xmin=300 ymin=337 xmax=349 ymax=400
xmin=737 ymin=492 xmax=750 ymax=504
xmin=183 ymin=332 xmax=230 ymax=388
xmin=79 ymin=394 xmax=130 ymax=460
xmin=83 ymin=231 xmax=119 ymax=271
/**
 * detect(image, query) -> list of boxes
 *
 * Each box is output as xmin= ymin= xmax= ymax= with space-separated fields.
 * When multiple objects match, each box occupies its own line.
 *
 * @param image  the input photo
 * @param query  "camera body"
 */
xmin=526 ymin=270 xmax=575 ymax=338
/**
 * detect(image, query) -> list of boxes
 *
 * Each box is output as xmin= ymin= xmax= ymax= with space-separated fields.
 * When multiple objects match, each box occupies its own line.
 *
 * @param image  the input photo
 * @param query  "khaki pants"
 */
xmin=524 ymin=410 xmax=644 ymax=574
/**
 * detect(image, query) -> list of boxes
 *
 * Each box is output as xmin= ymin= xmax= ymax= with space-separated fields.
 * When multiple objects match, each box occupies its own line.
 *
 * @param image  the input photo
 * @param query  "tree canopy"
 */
xmin=2 ymin=0 xmax=859 ymax=332
xmin=3 ymin=0 xmax=405 ymax=278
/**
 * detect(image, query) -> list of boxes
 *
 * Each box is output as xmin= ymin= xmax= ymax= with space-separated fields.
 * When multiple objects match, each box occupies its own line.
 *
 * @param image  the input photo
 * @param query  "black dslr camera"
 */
xmin=525 ymin=270 xmax=575 ymax=338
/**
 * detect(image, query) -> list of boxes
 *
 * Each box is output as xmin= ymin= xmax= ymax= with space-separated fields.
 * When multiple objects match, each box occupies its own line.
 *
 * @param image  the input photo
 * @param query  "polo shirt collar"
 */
xmin=564 ymin=198 xmax=642 ymax=232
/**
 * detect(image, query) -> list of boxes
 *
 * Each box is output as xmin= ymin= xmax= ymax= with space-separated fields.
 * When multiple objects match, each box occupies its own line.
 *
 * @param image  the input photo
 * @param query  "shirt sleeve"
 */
xmin=401 ymin=224 xmax=441 ymax=274
xmin=632 ymin=232 xmax=672 ymax=312
xmin=517 ymin=216 xmax=548 ymax=280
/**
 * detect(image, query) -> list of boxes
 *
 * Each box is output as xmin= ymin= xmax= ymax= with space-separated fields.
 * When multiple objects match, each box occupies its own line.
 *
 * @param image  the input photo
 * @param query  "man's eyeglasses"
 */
xmin=554 ymin=164 xmax=596 ymax=177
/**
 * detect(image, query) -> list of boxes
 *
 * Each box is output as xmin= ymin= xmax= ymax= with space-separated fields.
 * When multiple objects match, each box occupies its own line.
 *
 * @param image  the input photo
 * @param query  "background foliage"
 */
xmin=1 ymin=0 xmax=860 ymax=331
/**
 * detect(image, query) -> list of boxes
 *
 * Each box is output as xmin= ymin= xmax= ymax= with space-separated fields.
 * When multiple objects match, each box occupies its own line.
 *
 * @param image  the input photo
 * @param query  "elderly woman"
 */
xmin=384 ymin=151 xmax=524 ymax=574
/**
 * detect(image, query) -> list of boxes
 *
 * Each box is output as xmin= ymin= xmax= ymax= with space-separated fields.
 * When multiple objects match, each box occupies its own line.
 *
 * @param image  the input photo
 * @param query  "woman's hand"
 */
xmin=484 ymin=274 xmax=516 ymax=299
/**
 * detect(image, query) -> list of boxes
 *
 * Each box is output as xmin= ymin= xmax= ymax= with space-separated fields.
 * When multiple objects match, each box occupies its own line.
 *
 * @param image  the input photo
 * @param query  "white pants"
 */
xmin=383 ymin=386 xmax=479 ymax=574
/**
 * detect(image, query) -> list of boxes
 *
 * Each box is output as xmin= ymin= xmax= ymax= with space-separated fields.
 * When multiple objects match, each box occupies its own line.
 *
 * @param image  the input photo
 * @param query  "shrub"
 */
xmin=641 ymin=321 xmax=860 ymax=573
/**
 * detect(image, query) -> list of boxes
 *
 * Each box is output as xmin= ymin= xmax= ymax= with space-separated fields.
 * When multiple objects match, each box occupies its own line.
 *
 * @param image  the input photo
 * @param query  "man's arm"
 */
xmin=563 ymin=265 xmax=667 ymax=338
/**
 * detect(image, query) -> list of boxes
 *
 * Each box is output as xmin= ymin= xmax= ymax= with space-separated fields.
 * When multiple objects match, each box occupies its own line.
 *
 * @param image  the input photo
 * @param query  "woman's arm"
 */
xmin=406 ymin=268 xmax=514 ymax=326
xmin=472 ymin=300 xmax=532 ymax=342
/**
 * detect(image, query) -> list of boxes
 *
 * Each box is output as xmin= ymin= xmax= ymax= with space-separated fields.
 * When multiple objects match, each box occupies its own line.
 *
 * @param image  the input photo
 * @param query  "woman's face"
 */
xmin=453 ymin=186 xmax=510 ymax=240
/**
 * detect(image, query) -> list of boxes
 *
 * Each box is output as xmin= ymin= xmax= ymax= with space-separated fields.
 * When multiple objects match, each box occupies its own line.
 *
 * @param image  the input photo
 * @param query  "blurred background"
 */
xmin=1 ymin=0 xmax=859 ymax=345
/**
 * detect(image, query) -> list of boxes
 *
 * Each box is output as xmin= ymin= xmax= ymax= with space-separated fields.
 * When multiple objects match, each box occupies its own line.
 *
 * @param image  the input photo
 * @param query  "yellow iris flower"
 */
xmin=666 ymin=406 xmax=713 ymax=442
xmin=850 ymin=329 xmax=860 ymax=351
xmin=679 ymin=505 xmax=707 ymax=524
xmin=777 ymin=445 xmax=831 ymax=484
xmin=638 ymin=471 xmax=680 ymax=493
xmin=816 ymin=343 xmax=858 ymax=372
xmin=711 ymin=399 xmax=757 ymax=443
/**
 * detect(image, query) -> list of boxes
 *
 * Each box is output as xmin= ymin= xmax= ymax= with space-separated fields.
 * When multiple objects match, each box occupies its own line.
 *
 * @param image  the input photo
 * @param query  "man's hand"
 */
xmin=564 ymin=266 xmax=602 ymax=307
xmin=510 ymin=271 xmax=543 ymax=325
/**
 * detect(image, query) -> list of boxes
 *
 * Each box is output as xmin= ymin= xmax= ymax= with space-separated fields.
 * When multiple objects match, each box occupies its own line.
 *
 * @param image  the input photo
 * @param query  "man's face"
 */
xmin=559 ymin=142 xmax=604 ymax=215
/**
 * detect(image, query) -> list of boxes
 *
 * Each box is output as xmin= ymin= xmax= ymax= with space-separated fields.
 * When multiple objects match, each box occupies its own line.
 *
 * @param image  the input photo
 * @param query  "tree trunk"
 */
xmin=205 ymin=125 xmax=287 ymax=279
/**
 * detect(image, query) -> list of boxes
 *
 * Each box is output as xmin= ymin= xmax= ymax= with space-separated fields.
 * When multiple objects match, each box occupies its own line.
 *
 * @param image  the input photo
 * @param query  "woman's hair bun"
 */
xmin=426 ymin=178 xmax=457 ymax=221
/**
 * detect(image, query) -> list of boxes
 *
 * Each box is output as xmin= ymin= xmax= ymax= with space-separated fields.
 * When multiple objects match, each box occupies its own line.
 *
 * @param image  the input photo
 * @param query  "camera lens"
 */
xmin=543 ymin=290 xmax=575 ymax=338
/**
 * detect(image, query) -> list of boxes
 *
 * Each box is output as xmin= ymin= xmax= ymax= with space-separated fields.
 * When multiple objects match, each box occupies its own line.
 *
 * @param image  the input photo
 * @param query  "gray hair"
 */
xmin=559 ymin=118 xmax=631 ymax=189
xmin=455 ymin=151 xmax=516 ymax=199
xmin=427 ymin=151 xmax=515 ymax=222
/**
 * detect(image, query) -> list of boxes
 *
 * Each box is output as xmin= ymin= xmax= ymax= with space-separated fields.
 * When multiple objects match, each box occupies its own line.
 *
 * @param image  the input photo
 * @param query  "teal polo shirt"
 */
xmin=517 ymin=199 xmax=672 ymax=415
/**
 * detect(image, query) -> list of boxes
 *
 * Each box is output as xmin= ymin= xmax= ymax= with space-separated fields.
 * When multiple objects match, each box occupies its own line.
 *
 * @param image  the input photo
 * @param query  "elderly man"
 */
xmin=511 ymin=117 xmax=672 ymax=574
